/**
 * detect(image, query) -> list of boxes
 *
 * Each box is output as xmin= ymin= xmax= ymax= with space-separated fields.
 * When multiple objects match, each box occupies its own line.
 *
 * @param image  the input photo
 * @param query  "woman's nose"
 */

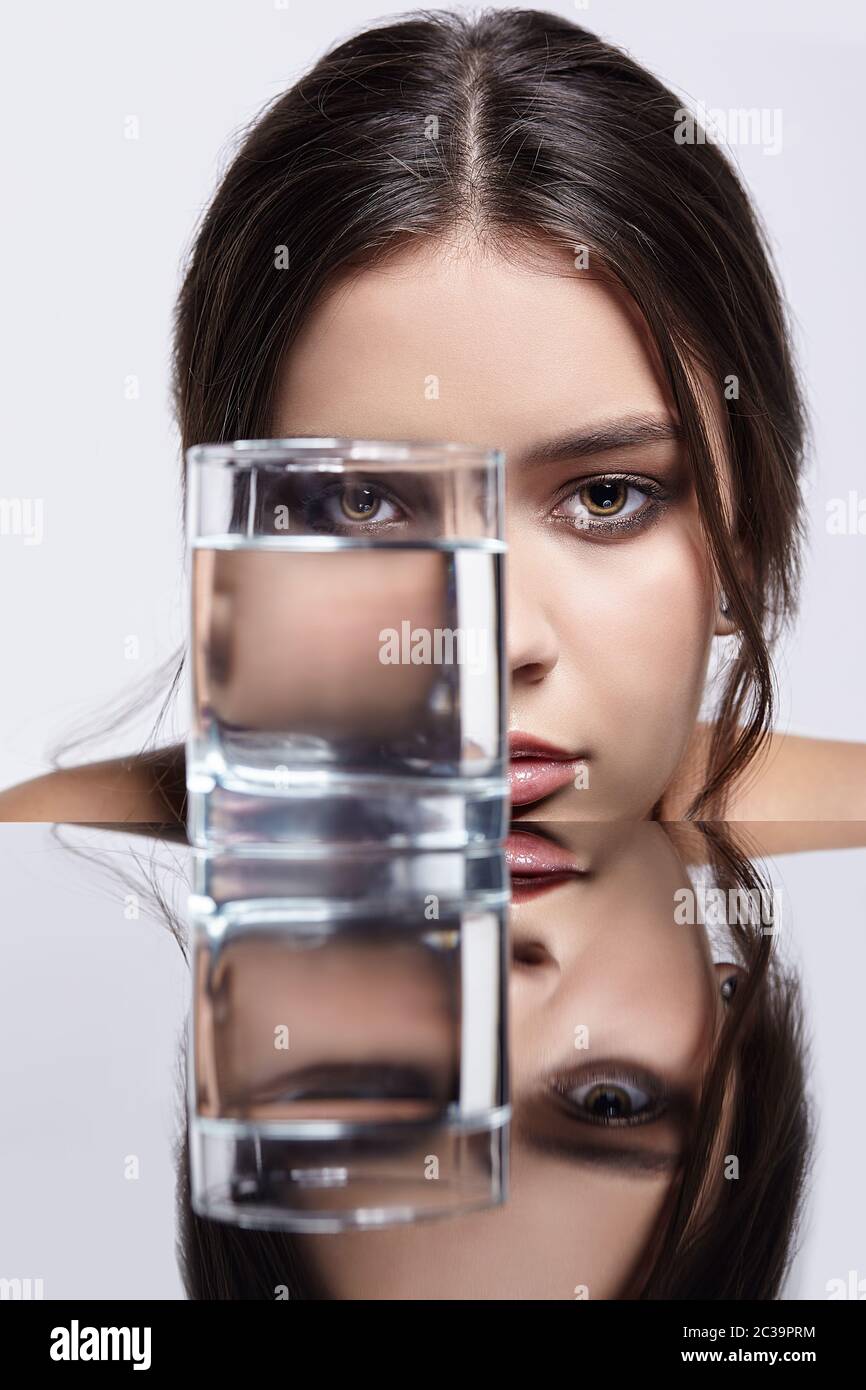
xmin=506 ymin=535 xmax=560 ymax=685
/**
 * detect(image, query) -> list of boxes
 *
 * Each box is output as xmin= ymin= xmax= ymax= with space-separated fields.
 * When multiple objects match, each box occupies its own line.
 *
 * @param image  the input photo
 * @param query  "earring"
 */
xmin=720 ymin=974 xmax=738 ymax=1003
xmin=719 ymin=591 xmax=731 ymax=619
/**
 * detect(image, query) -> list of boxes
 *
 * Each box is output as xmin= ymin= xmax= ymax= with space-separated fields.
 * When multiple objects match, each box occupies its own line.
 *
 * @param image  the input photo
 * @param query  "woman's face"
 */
xmin=273 ymin=240 xmax=726 ymax=819
xmin=299 ymin=822 xmax=733 ymax=1299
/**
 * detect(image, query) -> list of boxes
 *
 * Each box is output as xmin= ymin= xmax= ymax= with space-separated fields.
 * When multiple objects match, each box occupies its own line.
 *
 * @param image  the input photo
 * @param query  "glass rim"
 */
xmin=186 ymin=437 xmax=505 ymax=470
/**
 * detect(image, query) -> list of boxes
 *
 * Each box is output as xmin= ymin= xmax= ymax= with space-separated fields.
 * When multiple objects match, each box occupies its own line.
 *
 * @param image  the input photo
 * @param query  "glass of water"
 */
xmin=187 ymin=846 xmax=510 ymax=1230
xmin=186 ymin=438 xmax=507 ymax=850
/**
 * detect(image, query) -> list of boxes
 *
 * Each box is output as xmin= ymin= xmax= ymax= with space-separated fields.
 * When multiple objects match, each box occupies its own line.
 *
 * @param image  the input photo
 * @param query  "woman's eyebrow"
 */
xmin=522 ymin=415 xmax=684 ymax=465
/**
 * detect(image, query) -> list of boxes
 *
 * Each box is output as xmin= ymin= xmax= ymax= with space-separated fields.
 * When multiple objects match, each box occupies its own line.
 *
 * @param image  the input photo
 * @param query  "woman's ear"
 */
xmin=714 ymin=590 xmax=738 ymax=638
xmin=714 ymin=961 xmax=746 ymax=1002
xmin=714 ymin=541 xmax=755 ymax=637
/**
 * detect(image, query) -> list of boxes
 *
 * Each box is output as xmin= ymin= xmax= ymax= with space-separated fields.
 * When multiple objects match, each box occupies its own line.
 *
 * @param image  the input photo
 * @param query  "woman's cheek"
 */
xmin=583 ymin=536 xmax=713 ymax=798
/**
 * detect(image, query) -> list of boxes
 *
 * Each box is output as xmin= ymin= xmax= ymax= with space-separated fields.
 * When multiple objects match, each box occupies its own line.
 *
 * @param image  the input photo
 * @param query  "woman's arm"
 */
xmin=0 ymin=755 xmax=182 ymax=824
xmin=726 ymin=732 xmax=866 ymax=822
xmin=660 ymin=723 xmax=866 ymax=842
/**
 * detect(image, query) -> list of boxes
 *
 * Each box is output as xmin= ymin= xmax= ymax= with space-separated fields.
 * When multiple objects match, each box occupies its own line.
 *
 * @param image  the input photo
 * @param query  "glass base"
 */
xmin=189 ymin=1110 xmax=509 ymax=1231
xmin=186 ymin=774 xmax=508 ymax=850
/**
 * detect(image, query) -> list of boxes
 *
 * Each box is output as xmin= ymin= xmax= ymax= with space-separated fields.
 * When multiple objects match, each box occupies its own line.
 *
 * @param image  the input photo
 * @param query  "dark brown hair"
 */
xmin=54 ymin=4 xmax=806 ymax=820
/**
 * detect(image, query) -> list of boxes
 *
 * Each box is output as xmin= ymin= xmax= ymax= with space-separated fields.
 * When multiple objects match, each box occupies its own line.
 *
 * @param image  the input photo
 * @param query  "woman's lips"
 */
xmin=505 ymin=829 xmax=584 ymax=901
xmin=508 ymin=732 xmax=587 ymax=808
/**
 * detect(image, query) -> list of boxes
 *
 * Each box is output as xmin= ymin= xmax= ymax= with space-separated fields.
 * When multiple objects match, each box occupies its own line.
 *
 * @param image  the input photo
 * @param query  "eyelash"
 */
xmin=258 ymin=478 xmax=409 ymax=537
xmin=550 ymin=472 xmax=670 ymax=538
xmin=548 ymin=1067 xmax=669 ymax=1128
xmin=316 ymin=481 xmax=406 ymax=535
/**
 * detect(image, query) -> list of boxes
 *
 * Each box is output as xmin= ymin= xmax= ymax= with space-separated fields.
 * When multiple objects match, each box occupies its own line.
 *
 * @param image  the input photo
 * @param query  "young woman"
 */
xmin=2 ymin=7 xmax=865 ymax=826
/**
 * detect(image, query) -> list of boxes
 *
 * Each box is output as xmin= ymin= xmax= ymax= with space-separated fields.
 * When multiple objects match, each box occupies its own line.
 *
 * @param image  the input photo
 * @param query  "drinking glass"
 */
xmin=186 ymin=438 xmax=507 ymax=850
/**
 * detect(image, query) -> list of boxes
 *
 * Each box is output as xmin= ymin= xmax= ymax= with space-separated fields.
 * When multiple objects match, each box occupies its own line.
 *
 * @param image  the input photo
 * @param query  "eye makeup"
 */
xmin=547 ymin=1060 xmax=669 ymax=1127
xmin=549 ymin=470 xmax=677 ymax=539
xmin=514 ymin=1070 xmax=693 ymax=1176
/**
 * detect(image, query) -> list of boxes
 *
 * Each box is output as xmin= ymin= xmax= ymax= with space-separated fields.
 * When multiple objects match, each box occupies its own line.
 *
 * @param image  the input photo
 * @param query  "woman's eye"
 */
xmin=554 ymin=478 xmax=654 ymax=530
xmin=582 ymin=481 xmax=633 ymax=517
xmin=327 ymin=484 xmax=402 ymax=527
xmin=553 ymin=1074 xmax=660 ymax=1125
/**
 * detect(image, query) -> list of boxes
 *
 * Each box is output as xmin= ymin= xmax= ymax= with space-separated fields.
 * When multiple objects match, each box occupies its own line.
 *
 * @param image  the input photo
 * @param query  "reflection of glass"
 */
xmin=176 ymin=822 xmax=811 ymax=1298
xmin=187 ymin=847 xmax=509 ymax=1230
xmin=186 ymin=438 xmax=507 ymax=850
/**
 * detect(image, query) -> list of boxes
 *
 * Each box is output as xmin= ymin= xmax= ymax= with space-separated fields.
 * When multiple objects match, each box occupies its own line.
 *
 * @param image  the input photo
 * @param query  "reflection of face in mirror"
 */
xmin=195 ymin=930 xmax=462 ymax=1125
xmin=297 ymin=822 xmax=734 ymax=1298
xmin=176 ymin=823 xmax=812 ymax=1300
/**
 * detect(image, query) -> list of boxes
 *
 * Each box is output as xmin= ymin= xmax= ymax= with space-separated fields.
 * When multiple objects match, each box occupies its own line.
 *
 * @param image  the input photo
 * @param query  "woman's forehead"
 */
xmin=273 ymin=241 xmax=677 ymax=441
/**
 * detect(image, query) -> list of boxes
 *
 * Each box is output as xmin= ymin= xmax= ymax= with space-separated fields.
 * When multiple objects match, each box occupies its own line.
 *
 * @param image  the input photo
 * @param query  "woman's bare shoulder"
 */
xmin=0 ymin=751 xmax=185 ymax=824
